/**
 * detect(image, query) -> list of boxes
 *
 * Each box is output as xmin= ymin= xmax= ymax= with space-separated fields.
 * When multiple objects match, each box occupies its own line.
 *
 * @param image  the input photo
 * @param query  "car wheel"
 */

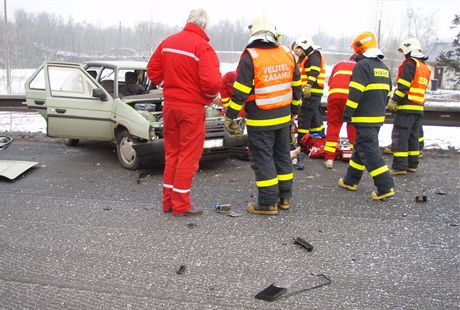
xmin=64 ymin=138 xmax=79 ymax=147
xmin=116 ymin=129 xmax=140 ymax=170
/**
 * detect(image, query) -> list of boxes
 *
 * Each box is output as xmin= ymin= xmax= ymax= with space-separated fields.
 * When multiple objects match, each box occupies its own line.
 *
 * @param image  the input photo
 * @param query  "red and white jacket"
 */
xmin=327 ymin=60 xmax=356 ymax=101
xmin=147 ymin=23 xmax=221 ymax=107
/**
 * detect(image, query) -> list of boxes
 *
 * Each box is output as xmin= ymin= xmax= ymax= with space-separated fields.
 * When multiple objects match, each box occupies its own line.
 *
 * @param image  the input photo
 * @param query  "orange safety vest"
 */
xmin=397 ymin=58 xmax=431 ymax=106
xmin=299 ymin=50 xmax=326 ymax=94
xmin=298 ymin=57 xmax=308 ymax=87
xmin=246 ymin=46 xmax=295 ymax=110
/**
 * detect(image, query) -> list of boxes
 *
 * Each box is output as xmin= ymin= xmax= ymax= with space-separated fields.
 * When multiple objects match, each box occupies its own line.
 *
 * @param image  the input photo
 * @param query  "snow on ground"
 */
xmin=1 ymin=111 xmax=459 ymax=150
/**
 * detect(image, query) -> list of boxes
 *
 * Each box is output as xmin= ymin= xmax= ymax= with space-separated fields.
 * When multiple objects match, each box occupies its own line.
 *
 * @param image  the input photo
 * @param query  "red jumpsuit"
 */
xmin=147 ymin=23 xmax=221 ymax=215
xmin=324 ymin=60 xmax=357 ymax=160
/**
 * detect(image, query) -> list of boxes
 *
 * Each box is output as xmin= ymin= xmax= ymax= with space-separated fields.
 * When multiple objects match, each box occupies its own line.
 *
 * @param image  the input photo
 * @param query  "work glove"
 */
xmin=224 ymin=116 xmax=242 ymax=137
xmin=387 ymin=99 xmax=398 ymax=113
xmin=302 ymin=85 xmax=312 ymax=99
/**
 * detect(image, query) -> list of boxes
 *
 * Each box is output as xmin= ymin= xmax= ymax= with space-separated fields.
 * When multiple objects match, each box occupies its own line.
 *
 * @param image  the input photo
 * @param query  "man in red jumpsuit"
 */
xmin=324 ymin=56 xmax=357 ymax=169
xmin=147 ymin=9 xmax=221 ymax=216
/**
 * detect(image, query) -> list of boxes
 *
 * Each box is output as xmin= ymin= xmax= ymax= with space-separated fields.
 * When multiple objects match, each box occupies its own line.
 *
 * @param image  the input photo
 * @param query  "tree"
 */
xmin=437 ymin=14 xmax=460 ymax=70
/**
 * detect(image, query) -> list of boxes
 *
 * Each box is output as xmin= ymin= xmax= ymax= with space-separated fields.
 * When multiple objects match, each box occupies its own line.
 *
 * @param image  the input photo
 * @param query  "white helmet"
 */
xmin=398 ymin=37 xmax=422 ymax=55
xmin=248 ymin=14 xmax=277 ymax=37
xmin=294 ymin=36 xmax=314 ymax=51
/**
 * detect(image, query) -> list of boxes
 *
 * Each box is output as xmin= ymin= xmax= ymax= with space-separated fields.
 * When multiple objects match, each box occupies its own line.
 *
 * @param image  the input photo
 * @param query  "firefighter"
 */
xmin=219 ymin=71 xmax=237 ymax=109
xmin=147 ymin=9 xmax=221 ymax=216
xmin=386 ymin=38 xmax=431 ymax=175
xmin=324 ymin=55 xmax=357 ymax=169
xmin=224 ymin=14 xmax=302 ymax=215
xmin=338 ymin=31 xmax=395 ymax=200
xmin=292 ymin=36 xmax=326 ymax=170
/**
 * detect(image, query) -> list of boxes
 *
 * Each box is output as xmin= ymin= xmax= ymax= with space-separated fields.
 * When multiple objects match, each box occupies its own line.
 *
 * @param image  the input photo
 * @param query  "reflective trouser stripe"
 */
xmin=278 ymin=173 xmax=293 ymax=181
xmin=349 ymin=159 xmax=365 ymax=171
xmin=297 ymin=128 xmax=309 ymax=134
xmin=256 ymin=177 xmax=278 ymax=187
xmin=393 ymin=152 xmax=408 ymax=157
xmin=370 ymin=165 xmax=389 ymax=177
xmin=408 ymin=150 xmax=420 ymax=156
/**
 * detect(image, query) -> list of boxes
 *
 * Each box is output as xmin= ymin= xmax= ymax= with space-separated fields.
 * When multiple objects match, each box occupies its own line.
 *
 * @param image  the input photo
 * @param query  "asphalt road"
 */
xmin=0 ymin=138 xmax=459 ymax=309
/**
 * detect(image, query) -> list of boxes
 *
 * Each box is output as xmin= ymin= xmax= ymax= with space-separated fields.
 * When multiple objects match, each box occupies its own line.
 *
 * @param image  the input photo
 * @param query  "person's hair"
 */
xmin=187 ymin=9 xmax=208 ymax=29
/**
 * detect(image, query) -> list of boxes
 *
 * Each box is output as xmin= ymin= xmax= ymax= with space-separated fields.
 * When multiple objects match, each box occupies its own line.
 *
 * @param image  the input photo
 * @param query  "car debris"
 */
xmin=293 ymin=237 xmax=314 ymax=252
xmin=0 ymin=136 xmax=13 ymax=151
xmin=176 ymin=265 xmax=186 ymax=275
xmin=186 ymin=222 xmax=197 ymax=229
xmin=0 ymin=160 xmax=39 ymax=180
xmin=415 ymin=195 xmax=428 ymax=203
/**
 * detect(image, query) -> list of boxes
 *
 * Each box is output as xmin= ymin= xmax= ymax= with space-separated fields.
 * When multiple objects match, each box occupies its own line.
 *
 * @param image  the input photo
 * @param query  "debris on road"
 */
xmin=415 ymin=195 xmax=428 ymax=203
xmin=176 ymin=265 xmax=186 ymax=275
xmin=186 ymin=222 xmax=197 ymax=229
xmin=293 ymin=237 xmax=314 ymax=252
xmin=0 ymin=136 xmax=13 ymax=151
xmin=0 ymin=160 xmax=39 ymax=180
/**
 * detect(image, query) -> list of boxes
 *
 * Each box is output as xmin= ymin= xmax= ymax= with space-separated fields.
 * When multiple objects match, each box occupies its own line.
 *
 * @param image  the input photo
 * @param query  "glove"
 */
xmin=224 ymin=116 xmax=242 ymax=137
xmin=387 ymin=99 xmax=398 ymax=113
xmin=302 ymin=85 xmax=312 ymax=99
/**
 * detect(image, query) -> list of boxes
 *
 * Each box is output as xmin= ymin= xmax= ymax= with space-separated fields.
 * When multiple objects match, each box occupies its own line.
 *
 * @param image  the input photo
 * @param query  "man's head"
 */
xmin=187 ymin=9 xmax=208 ymax=30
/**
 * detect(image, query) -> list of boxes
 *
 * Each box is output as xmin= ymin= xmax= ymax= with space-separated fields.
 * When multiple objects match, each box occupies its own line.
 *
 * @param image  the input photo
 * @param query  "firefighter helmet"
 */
xmin=352 ymin=31 xmax=378 ymax=55
xmin=294 ymin=36 xmax=314 ymax=51
xmin=248 ymin=14 xmax=277 ymax=37
xmin=398 ymin=37 xmax=422 ymax=55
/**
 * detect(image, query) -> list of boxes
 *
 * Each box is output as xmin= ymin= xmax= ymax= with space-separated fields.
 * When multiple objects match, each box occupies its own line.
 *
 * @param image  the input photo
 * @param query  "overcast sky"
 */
xmin=3 ymin=0 xmax=459 ymax=41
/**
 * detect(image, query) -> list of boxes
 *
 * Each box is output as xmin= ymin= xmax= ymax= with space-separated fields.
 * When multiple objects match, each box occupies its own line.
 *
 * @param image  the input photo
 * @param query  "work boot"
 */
xmin=338 ymin=178 xmax=358 ymax=191
xmin=277 ymin=198 xmax=290 ymax=210
xmin=173 ymin=207 xmax=203 ymax=217
xmin=296 ymin=152 xmax=305 ymax=170
xmin=407 ymin=168 xmax=417 ymax=173
xmin=246 ymin=202 xmax=278 ymax=215
xmin=371 ymin=188 xmax=395 ymax=200
xmin=324 ymin=159 xmax=333 ymax=169
xmin=390 ymin=169 xmax=407 ymax=175
xmin=383 ymin=146 xmax=393 ymax=154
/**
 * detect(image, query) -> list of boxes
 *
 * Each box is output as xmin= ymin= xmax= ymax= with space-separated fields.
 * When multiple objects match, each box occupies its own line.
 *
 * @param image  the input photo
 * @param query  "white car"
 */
xmin=25 ymin=61 xmax=246 ymax=170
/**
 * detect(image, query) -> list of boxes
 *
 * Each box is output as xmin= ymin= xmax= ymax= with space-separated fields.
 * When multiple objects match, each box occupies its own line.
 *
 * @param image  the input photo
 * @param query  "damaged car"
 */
xmin=25 ymin=61 xmax=247 ymax=170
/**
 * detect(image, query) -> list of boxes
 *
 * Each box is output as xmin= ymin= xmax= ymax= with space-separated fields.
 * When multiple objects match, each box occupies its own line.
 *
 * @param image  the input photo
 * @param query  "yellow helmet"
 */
xmin=398 ymin=38 xmax=422 ymax=55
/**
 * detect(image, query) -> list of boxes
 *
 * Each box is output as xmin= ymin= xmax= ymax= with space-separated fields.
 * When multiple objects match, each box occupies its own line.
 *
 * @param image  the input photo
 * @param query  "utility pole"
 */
xmin=3 ymin=0 xmax=11 ymax=94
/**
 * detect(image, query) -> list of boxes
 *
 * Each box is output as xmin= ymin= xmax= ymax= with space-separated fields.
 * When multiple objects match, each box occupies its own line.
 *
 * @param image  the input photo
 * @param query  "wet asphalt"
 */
xmin=0 ymin=138 xmax=459 ymax=309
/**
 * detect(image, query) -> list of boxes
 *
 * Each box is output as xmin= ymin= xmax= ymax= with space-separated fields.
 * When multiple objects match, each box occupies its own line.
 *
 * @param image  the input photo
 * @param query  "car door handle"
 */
xmin=34 ymin=100 xmax=45 ymax=105
xmin=55 ymin=108 xmax=67 ymax=114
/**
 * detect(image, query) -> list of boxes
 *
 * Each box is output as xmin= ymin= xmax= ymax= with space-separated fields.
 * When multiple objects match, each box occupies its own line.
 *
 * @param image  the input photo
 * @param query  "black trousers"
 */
xmin=248 ymin=125 xmax=293 ymax=205
xmin=391 ymin=113 xmax=422 ymax=170
xmin=344 ymin=126 xmax=394 ymax=194
xmin=297 ymin=95 xmax=324 ymax=145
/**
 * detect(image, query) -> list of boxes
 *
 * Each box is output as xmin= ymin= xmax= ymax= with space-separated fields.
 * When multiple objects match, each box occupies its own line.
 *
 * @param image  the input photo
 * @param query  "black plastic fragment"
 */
xmin=187 ymin=222 xmax=197 ymax=229
xmin=415 ymin=195 xmax=427 ymax=203
xmin=255 ymin=284 xmax=287 ymax=302
xmin=176 ymin=265 xmax=186 ymax=275
xmin=293 ymin=237 xmax=314 ymax=252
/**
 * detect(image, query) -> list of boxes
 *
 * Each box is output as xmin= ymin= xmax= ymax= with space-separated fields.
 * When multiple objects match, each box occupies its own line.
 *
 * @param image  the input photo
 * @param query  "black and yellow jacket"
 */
xmin=298 ymin=48 xmax=326 ymax=96
xmin=343 ymin=54 xmax=392 ymax=127
xmin=225 ymin=41 xmax=302 ymax=131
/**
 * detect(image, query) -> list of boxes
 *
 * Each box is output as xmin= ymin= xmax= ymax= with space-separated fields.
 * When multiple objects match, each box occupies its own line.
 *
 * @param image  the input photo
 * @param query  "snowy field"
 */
xmin=1 ymin=66 xmax=459 ymax=150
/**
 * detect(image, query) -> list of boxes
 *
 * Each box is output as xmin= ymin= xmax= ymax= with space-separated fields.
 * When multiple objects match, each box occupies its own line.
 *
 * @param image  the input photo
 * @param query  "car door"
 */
xmin=25 ymin=65 xmax=48 ymax=118
xmin=45 ymin=64 xmax=114 ymax=140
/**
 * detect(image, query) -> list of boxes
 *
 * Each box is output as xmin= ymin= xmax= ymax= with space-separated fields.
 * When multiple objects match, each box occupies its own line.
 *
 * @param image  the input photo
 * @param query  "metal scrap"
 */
xmin=0 ymin=136 xmax=13 ymax=151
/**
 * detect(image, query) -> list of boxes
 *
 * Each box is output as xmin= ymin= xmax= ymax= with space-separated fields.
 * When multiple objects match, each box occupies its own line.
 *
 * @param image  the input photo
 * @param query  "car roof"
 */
xmin=85 ymin=61 xmax=148 ymax=70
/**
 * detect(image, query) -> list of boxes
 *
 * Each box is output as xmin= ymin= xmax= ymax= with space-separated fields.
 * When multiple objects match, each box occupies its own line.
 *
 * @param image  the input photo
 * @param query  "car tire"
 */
xmin=64 ymin=138 xmax=79 ymax=147
xmin=116 ymin=129 xmax=140 ymax=170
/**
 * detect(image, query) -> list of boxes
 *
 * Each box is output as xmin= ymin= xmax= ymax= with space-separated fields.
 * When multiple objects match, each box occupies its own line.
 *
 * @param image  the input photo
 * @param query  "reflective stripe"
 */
xmin=228 ymin=100 xmax=243 ymax=111
xmin=162 ymin=48 xmax=199 ymax=61
xmin=351 ymin=116 xmax=385 ymax=123
xmin=255 ymin=82 xmax=292 ymax=95
xmin=297 ymin=128 xmax=309 ymax=133
xmin=221 ymin=97 xmax=230 ymax=103
xmin=349 ymin=81 xmax=365 ymax=92
xmin=173 ymin=187 xmax=191 ymax=193
xmin=309 ymin=65 xmax=321 ymax=72
xmin=393 ymin=152 xmax=408 ymax=157
xmin=292 ymin=99 xmax=302 ymax=106
xmin=408 ymin=150 xmax=420 ymax=156
xmin=346 ymin=99 xmax=358 ymax=109
xmin=333 ymin=70 xmax=353 ymax=78
xmin=395 ymin=90 xmax=405 ymax=98
xmin=419 ymin=136 xmax=424 ymax=142
xmin=396 ymin=105 xmax=424 ymax=111
xmin=398 ymin=78 xmax=411 ymax=87
xmin=349 ymin=160 xmax=365 ymax=171
xmin=278 ymin=173 xmax=294 ymax=181
xmin=234 ymin=81 xmax=252 ymax=94
xmin=163 ymin=183 xmax=173 ymax=189
xmin=324 ymin=146 xmax=336 ymax=153
xmin=256 ymin=93 xmax=292 ymax=107
xmin=365 ymin=83 xmax=390 ymax=91
xmin=308 ymin=76 xmax=317 ymax=82
xmin=292 ymin=79 xmax=302 ymax=87
xmin=329 ymin=88 xmax=349 ymax=95
xmin=410 ymin=88 xmax=426 ymax=94
xmin=247 ymin=48 xmax=259 ymax=58
xmin=370 ymin=165 xmax=389 ymax=177
xmin=310 ymin=125 xmax=324 ymax=132
xmin=311 ymin=88 xmax=324 ymax=94
xmin=325 ymin=141 xmax=337 ymax=146
xmin=256 ymin=177 xmax=278 ymax=187
xmin=407 ymin=95 xmax=425 ymax=104
xmin=246 ymin=114 xmax=291 ymax=127
xmin=222 ymin=103 xmax=229 ymax=108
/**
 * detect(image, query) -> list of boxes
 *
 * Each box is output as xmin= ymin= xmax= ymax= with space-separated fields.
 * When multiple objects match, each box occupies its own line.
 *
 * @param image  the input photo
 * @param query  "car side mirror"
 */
xmin=92 ymin=88 xmax=108 ymax=101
